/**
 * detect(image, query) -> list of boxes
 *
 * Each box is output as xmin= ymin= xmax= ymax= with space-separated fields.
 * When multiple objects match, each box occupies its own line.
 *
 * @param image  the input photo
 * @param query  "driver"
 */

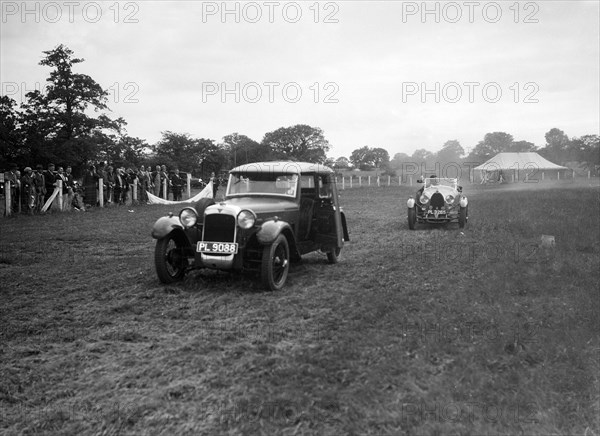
xmin=416 ymin=175 xmax=437 ymax=199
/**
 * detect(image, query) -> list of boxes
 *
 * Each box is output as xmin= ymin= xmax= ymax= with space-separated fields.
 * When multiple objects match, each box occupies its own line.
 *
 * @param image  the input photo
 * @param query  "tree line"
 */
xmin=2 ymin=45 xmax=598 ymax=177
xmin=0 ymin=45 xmax=331 ymax=177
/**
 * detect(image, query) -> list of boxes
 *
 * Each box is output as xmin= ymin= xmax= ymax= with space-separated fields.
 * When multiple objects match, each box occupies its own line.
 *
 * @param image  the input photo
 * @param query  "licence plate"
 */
xmin=197 ymin=241 xmax=238 ymax=254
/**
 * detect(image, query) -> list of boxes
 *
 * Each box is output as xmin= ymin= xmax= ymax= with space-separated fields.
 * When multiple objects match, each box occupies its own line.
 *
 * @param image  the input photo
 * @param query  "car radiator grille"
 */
xmin=431 ymin=192 xmax=444 ymax=210
xmin=203 ymin=214 xmax=235 ymax=242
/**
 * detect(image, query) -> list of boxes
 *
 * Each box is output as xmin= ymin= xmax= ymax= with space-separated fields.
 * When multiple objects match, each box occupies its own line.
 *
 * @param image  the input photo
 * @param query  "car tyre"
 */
xmin=408 ymin=207 xmax=416 ymax=230
xmin=458 ymin=206 xmax=468 ymax=229
xmin=326 ymin=247 xmax=341 ymax=264
xmin=155 ymin=234 xmax=187 ymax=283
xmin=261 ymin=234 xmax=290 ymax=291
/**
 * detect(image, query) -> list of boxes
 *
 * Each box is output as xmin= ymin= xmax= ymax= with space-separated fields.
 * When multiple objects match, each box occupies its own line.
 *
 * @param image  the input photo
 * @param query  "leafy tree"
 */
xmin=371 ymin=147 xmax=390 ymax=169
xmin=334 ymin=156 xmax=351 ymax=170
xmin=566 ymin=134 xmax=599 ymax=168
xmin=509 ymin=140 xmax=536 ymax=152
xmin=468 ymin=132 xmax=514 ymax=162
xmin=222 ymin=132 xmax=271 ymax=166
xmin=0 ymin=96 xmax=22 ymax=168
xmin=436 ymin=140 xmax=464 ymax=163
xmin=261 ymin=124 xmax=330 ymax=163
xmin=154 ymin=132 xmax=227 ymax=174
xmin=389 ymin=152 xmax=411 ymax=170
xmin=539 ymin=128 xmax=570 ymax=163
xmin=349 ymin=146 xmax=390 ymax=171
xmin=411 ymin=148 xmax=434 ymax=162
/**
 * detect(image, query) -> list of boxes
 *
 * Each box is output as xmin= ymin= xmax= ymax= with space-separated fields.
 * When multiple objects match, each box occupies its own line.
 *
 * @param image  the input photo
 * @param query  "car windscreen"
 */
xmin=226 ymin=173 xmax=298 ymax=197
xmin=424 ymin=178 xmax=456 ymax=189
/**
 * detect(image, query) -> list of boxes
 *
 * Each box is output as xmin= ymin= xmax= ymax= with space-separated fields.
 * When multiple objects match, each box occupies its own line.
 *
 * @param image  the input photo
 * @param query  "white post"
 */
xmin=377 ymin=176 xmax=380 ymax=187
xmin=557 ymin=171 xmax=560 ymax=180
xmin=572 ymin=169 xmax=575 ymax=179
xmin=133 ymin=179 xmax=138 ymax=203
xmin=342 ymin=177 xmax=345 ymax=190
xmin=388 ymin=175 xmax=391 ymax=186
xmin=163 ymin=179 xmax=168 ymax=199
xmin=588 ymin=170 xmax=591 ymax=179
xmin=512 ymin=174 xmax=515 ymax=183
xmin=187 ymin=173 xmax=191 ymax=198
xmin=98 ymin=178 xmax=104 ymax=207
xmin=542 ymin=172 xmax=544 ymax=181
xmin=368 ymin=176 xmax=371 ymax=186
xmin=359 ymin=176 xmax=361 ymax=187
xmin=57 ymin=180 xmax=63 ymax=210
xmin=4 ymin=181 xmax=11 ymax=216
xmin=409 ymin=176 xmax=413 ymax=186
xmin=350 ymin=176 xmax=353 ymax=188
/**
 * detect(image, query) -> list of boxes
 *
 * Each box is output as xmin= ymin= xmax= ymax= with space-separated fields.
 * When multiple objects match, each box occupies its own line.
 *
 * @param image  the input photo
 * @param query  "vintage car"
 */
xmin=407 ymin=176 xmax=468 ymax=229
xmin=151 ymin=161 xmax=350 ymax=291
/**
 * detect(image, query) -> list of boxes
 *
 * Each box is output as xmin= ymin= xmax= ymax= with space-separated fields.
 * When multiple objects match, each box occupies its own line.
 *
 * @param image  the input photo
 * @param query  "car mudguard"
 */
xmin=340 ymin=211 xmax=350 ymax=242
xmin=460 ymin=196 xmax=468 ymax=207
xmin=151 ymin=215 xmax=184 ymax=240
xmin=256 ymin=220 xmax=294 ymax=245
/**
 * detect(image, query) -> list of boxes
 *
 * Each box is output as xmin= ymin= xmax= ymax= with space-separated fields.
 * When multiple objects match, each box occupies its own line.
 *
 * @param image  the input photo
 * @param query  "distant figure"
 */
xmin=171 ymin=168 xmax=184 ymax=201
xmin=83 ymin=165 xmax=99 ymax=206
xmin=498 ymin=170 xmax=504 ymax=183
xmin=152 ymin=165 xmax=161 ymax=196
xmin=210 ymin=172 xmax=220 ymax=198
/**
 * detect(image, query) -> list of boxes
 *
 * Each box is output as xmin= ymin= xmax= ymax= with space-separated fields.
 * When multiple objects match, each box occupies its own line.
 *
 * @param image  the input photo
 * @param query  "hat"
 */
xmin=36 ymin=164 xmax=43 ymax=170
xmin=9 ymin=163 xmax=17 ymax=169
xmin=24 ymin=167 xmax=32 ymax=172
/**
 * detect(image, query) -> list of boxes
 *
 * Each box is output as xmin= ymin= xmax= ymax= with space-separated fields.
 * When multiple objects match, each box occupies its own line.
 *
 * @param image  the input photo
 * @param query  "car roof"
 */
xmin=229 ymin=161 xmax=334 ymax=175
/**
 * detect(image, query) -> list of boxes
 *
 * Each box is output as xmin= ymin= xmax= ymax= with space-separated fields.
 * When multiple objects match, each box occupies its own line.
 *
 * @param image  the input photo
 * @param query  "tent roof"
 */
xmin=473 ymin=152 xmax=568 ymax=171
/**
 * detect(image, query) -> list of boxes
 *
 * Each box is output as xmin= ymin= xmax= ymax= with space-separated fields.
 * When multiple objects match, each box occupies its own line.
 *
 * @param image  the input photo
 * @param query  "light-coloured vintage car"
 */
xmin=407 ymin=176 xmax=468 ymax=229
xmin=151 ymin=161 xmax=350 ymax=291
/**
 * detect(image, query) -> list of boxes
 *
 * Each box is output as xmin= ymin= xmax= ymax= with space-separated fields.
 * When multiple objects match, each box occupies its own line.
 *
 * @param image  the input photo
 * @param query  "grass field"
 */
xmin=1 ymin=181 xmax=599 ymax=435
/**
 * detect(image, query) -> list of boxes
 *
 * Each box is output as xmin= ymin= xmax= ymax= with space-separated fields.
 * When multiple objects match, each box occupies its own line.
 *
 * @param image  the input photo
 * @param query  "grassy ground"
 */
xmin=1 ymin=182 xmax=599 ymax=435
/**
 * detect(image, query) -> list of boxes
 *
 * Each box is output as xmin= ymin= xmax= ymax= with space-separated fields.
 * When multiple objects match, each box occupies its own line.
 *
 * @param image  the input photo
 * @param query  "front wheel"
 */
xmin=261 ymin=234 xmax=290 ymax=291
xmin=326 ymin=247 xmax=341 ymax=264
xmin=408 ymin=207 xmax=416 ymax=230
xmin=155 ymin=234 xmax=188 ymax=283
xmin=458 ymin=206 xmax=468 ymax=229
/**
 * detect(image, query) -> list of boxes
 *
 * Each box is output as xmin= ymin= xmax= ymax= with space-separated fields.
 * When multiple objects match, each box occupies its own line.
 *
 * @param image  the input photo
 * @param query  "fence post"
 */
xmin=359 ymin=176 xmax=361 ymax=187
xmin=409 ymin=176 xmax=413 ymax=186
xmin=350 ymin=176 xmax=353 ymax=188
xmin=4 ymin=181 xmax=11 ymax=216
xmin=368 ymin=176 xmax=371 ymax=186
xmin=57 ymin=180 xmax=63 ymax=211
xmin=133 ymin=179 xmax=138 ymax=204
xmin=557 ymin=171 xmax=560 ymax=181
xmin=542 ymin=172 xmax=544 ymax=181
xmin=98 ymin=178 xmax=104 ymax=207
xmin=588 ymin=170 xmax=591 ymax=179
xmin=388 ymin=175 xmax=390 ymax=186
xmin=163 ymin=178 xmax=168 ymax=199
xmin=377 ymin=176 xmax=380 ymax=187
xmin=187 ymin=173 xmax=191 ymax=198
xmin=572 ymin=169 xmax=575 ymax=179
xmin=342 ymin=176 xmax=345 ymax=190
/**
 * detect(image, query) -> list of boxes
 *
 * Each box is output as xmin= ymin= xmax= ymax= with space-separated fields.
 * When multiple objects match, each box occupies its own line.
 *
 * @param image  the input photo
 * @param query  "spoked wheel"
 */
xmin=408 ymin=207 xmax=416 ymax=230
xmin=155 ymin=234 xmax=188 ymax=283
xmin=458 ymin=206 xmax=468 ymax=229
xmin=261 ymin=234 xmax=290 ymax=291
xmin=326 ymin=247 xmax=341 ymax=264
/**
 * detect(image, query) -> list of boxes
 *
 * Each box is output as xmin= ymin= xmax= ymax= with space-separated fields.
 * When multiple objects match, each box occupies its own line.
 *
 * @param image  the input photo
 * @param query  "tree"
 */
xmin=371 ymin=147 xmax=390 ymax=170
xmin=468 ymin=132 xmax=514 ymax=162
xmin=509 ymin=140 xmax=536 ymax=152
xmin=436 ymin=140 xmax=465 ymax=163
xmin=334 ymin=156 xmax=351 ymax=170
xmin=539 ymin=128 xmax=570 ymax=163
xmin=222 ymin=132 xmax=271 ymax=166
xmin=261 ymin=124 xmax=330 ymax=163
xmin=0 ymin=96 xmax=22 ymax=168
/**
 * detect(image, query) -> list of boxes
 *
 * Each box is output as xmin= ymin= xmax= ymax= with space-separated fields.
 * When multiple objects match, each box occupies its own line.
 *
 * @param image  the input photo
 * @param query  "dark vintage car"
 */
xmin=151 ymin=161 xmax=350 ymax=291
xmin=407 ymin=176 xmax=468 ymax=229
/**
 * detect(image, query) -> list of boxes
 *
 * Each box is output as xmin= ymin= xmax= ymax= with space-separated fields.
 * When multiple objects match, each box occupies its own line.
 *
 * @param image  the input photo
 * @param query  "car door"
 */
xmin=314 ymin=174 xmax=343 ymax=248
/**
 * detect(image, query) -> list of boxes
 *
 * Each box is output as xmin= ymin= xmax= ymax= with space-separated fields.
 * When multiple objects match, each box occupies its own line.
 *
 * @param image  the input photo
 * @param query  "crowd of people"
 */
xmin=1 ymin=162 xmax=212 ymax=215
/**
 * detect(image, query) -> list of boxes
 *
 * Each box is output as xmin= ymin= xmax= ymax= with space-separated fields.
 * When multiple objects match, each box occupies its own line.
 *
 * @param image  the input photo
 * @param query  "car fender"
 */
xmin=407 ymin=198 xmax=415 ymax=208
xmin=151 ymin=215 xmax=184 ymax=240
xmin=460 ymin=196 xmax=468 ymax=208
xmin=340 ymin=210 xmax=350 ymax=242
xmin=257 ymin=220 xmax=294 ymax=245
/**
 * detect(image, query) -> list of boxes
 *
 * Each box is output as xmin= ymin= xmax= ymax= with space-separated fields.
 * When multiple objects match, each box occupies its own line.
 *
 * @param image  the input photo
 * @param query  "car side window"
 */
xmin=318 ymin=175 xmax=333 ymax=199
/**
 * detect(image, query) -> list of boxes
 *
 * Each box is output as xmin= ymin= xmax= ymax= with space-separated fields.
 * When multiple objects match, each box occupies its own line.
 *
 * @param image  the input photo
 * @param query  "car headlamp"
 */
xmin=445 ymin=194 xmax=455 ymax=204
xmin=179 ymin=207 xmax=198 ymax=228
xmin=237 ymin=210 xmax=256 ymax=229
xmin=420 ymin=194 xmax=429 ymax=204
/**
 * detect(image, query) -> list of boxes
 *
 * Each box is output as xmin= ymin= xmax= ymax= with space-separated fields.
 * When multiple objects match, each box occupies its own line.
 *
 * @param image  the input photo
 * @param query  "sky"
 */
xmin=1 ymin=1 xmax=599 ymax=159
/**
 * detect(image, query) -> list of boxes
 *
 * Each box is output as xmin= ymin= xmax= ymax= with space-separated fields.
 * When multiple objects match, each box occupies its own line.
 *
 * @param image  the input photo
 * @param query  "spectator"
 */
xmin=171 ymin=168 xmax=184 ymax=201
xmin=21 ymin=167 xmax=35 ymax=214
xmin=98 ymin=162 xmax=108 ymax=203
xmin=210 ymin=171 xmax=220 ymax=199
xmin=83 ymin=165 xmax=99 ymax=206
xmin=56 ymin=166 xmax=69 ymax=210
xmin=65 ymin=166 xmax=75 ymax=209
xmin=105 ymin=166 xmax=115 ymax=204
xmin=33 ymin=164 xmax=46 ymax=213
xmin=152 ymin=165 xmax=161 ymax=197
xmin=43 ymin=163 xmax=57 ymax=205
xmin=138 ymin=165 xmax=150 ymax=202
xmin=114 ymin=167 xmax=126 ymax=205
xmin=4 ymin=163 xmax=20 ymax=214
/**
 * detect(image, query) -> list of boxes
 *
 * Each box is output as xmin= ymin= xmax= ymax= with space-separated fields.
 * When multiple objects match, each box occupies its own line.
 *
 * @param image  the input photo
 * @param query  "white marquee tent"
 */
xmin=473 ymin=152 xmax=569 ymax=183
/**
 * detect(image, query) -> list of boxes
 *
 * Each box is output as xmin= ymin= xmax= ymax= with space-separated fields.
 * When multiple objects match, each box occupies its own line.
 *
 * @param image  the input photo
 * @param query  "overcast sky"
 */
xmin=1 ymin=1 xmax=599 ymax=158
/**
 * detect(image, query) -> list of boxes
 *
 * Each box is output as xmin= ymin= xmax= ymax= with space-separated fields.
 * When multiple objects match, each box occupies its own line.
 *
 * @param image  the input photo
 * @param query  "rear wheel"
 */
xmin=261 ymin=234 xmax=290 ymax=291
xmin=408 ymin=207 xmax=416 ymax=230
xmin=458 ymin=206 xmax=468 ymax=229
xmin=155 ymin=234 xmax=188 ymax=283
xmin=326 ymin=247 xmax=341 ymax=264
